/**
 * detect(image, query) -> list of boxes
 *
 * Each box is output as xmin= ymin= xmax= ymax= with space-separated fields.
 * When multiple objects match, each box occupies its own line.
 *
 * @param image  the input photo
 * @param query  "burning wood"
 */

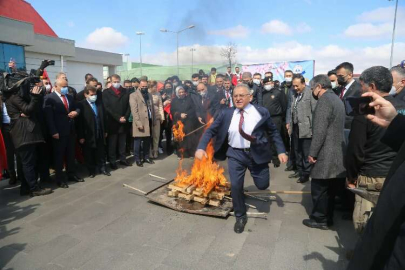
xmin=173 ymin=120 xmax=185 ymax=142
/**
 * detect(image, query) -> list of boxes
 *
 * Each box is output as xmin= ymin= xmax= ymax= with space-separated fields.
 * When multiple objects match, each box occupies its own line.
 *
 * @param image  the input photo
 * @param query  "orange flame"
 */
xmin=173 ymin=121 xmax=185 ymax=142
xmin=174 ymin=118 xmax=229 ymax=196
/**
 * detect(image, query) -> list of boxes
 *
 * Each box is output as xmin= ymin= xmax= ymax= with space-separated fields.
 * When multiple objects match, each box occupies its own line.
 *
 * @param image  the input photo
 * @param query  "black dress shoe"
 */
xmin=297 ymin=176 xmax=309 ymax=183
xmin=234 ymin=215 xmax=248 ymax=234
xmin=110 ymin=163 xmax=118 ymax=170
xmin=89 ymin=174 xmax=96 ymax=178
xmin=302 ymin=219 xmax=328 ymax=230
xmin=285 ymin=166 xmax=295 ymax=172
xmin=288 ymin=172 xmax=300 ymax=178
xmin=57 ymin=182 xmax=69 ymax=188
xmin=143 ymin=158 xmax=155 ymax=164
xmin=120 ymin=160 xmax=132 ymax=166
xmin=69 ymin=176 xmax=85 ymax=182
xmin=101 ymin=170 xmax=111 ymax=176
xmin=31 ymin=187 xmax=53 ymax=197
xmin=273 ymin=161 xmax=280 ymax=168
xmin=135 ymin=161 xmax=143 ymax=167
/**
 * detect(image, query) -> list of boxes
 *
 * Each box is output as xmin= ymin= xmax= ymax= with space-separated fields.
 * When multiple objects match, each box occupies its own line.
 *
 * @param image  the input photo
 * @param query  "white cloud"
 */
xmin=261 ymin=20 xmax=293 ymax=35
xmin=261 ymin=20 xmax=312 ymax=35
xmin=343 ymin=6 xmax=405 ymax=38
xmin=207 ymin=25 xmax=250 ymax=39
xmin=83 ymin=27 xmax=129 ymax=52
xmin=142 ymin=42 xmax=405 ymax=74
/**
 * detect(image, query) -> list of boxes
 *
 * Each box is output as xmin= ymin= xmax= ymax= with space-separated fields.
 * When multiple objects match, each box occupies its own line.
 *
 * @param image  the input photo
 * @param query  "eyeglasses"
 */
xmin=233 ymin=94 xmax=251 ymax=98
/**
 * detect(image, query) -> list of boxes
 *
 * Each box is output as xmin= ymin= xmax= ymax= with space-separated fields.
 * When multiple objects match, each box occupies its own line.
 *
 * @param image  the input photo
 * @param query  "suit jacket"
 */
xmin=197 ymin=105 xmax=286 ymax=165
xmin=348 ymin=114 xmax=405 ymax=270
xmin=44 ymin=92 xmax=80 ymax=137
xmin=102 ymin=87 xmax=130 ymax=134
xmin=129 ymin=90 xmax=154 ymax=137
xmin=309 ymin=90 xmax=346 ymax=179
xmin=287 ymin=86 xmax=317 ymax=138
xmin=77 ymin=99 xmax=106 ymax=148
xmin=213 ymin=88 xmax=233 ymax=115
xmin=342 ymin=80 xmax=362 ymax=129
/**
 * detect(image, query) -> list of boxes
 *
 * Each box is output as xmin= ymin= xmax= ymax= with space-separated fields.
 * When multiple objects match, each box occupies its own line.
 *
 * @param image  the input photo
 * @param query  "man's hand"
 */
xmin=162 ymin=93 xmax=167 ymax=99
xmin=362 ymin=92 xmax=397 ymax=128
xmin=52 ymin=133 xmax=59 ymax=139
xmin=119 ymin=117 xmax=126 ymax=123
xmin=308 ymin=156 xmax=317 ymax=164
xmin=220 ymin=98 xmax=226 ymax=105
xmin=195 ymin=149 xmax=207 ymax=160
xmin=163 ymin=100 xmax=171 ymax=106
xmin=346 ymin=179 xmax=357 ymax=189
xmin=79 ymin=138 xmax=85 ymax=144
xmin=31 ymin=86 xmax=42 ymax=95
xmin=181 ymin=113 xmax=187 ymax=119
xmin=20 ymin=113 xmax=29 ymax=118
xmin=278 ymin=153 xmax=288 ymax=164
xmin=138 ymin=126 xmax=144 ymax=131
xmin=286 ymin=123 xmax=291 ymax=135
xmin=68 ymin=111 xmax=78 ymax=118
xmin=198 ymin=117 xmax=205 ymax=125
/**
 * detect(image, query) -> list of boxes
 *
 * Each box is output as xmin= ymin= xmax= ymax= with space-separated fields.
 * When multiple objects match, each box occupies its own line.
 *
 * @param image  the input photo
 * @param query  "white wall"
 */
xmin=65 ymin=61 xmax=104 ymax=91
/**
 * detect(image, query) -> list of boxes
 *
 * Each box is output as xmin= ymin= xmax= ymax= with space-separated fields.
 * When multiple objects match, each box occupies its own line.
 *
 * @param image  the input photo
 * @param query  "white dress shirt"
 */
xmin=228 ymin=103 xmax=262 ymax=148
xmin=55 ymin=90 xmax=69 ymax=108
xmin=342 ymin=79 xmax=355 ymax=97
xmin=2 ymin=103 xmax=10 ymax=124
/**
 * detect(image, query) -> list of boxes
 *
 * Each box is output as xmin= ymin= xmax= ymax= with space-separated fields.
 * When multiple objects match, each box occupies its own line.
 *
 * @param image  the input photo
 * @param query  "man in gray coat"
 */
xmin=303 ymin=75 xmax=346 ymax=230
xmin=286 ymin=74 xmax=317 ymax=183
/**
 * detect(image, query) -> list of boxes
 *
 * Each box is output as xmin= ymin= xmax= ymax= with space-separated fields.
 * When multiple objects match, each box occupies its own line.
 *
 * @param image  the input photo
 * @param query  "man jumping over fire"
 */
xmin=195 ymin=84 xmax=288 ymax=233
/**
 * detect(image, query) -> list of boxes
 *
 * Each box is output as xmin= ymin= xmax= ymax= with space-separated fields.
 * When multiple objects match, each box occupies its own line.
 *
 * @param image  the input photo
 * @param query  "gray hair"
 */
xmin=391 ymin=66 xmax=405 ymax=79
xmin=175 ymin=86 xmax=185 ymax=97
xmin=359 ymin=66 xmax=393 ymax=93
xmin=242 ymin=72 xmax=252 ymax=79
xmin=234 ymin=83 xmax=252 ymax=95
xmin=309 ymin=74 xmax=332 ymax=90
xmin=56 ymin=72 xmax=66 ymax=80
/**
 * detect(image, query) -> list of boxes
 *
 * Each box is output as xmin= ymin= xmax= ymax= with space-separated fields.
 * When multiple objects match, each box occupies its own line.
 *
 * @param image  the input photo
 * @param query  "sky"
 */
xmin=29 ymin=0 xmax=405 ymax=74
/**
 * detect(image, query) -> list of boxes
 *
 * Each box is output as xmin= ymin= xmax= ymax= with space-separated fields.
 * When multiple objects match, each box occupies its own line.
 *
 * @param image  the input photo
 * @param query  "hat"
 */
xmin=263 ymin=77 xmax=273 ymax=84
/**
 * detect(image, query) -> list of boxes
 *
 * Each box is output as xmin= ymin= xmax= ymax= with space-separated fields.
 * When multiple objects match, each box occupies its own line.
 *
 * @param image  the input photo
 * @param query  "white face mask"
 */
xmin=112 ymin=82 xmax=121 ymax=89
xmin=87 ymin=95 xmax=97 ymax=103
xmin=285 ymin=77 xmax=292 ymax=83
xmin=192 ymin=81 xmax=199 ymax=86
xmin=264 ymin=85 xmax=273 ymax=91
xmin=45 ymin=84 xmax=51 ymax=92
xmin=253 ymin=79 xmax=261 ymax=85
xmin=173 ymin=82 xmax=178 ymax=87
xmin=331 ymin=81 xmax=337 ymax=89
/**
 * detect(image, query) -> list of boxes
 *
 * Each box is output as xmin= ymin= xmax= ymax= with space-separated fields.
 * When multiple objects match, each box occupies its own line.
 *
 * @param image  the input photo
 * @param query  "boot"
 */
xmin=8 ymin=171 xmax=17 ymax=185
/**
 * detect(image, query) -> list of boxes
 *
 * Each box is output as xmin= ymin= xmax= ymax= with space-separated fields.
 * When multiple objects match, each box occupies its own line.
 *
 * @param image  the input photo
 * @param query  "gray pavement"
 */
xmin=0 ymin=154 xmax=358 ymax=270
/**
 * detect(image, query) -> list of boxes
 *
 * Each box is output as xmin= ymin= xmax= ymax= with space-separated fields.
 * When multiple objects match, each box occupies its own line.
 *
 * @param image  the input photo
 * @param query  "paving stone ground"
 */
xmin=0 ymin=154 xmax=358 ymax=270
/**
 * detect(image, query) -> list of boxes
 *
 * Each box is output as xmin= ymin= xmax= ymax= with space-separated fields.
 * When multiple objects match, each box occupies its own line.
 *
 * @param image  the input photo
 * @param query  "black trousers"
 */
xmin=108 ymin=133 xmax=126 ymax=164
xmin=287 ymin=124 xmax=297 ymax=170
xmin=83 ymin=136 xmax=106 ymax=174
xmin=228 ymin=148 xmax=270 ymax=217
xmin=1 ymin=124 xmax=23 ymax=178
xmin=293 ymin=124 xmax=312 ymax=177
xmin=16 ymin=144 xmax=38 ymax=191
xmin=134 ymin=137 xmax=151 ymax=162
xmin=52 ymin=135 xmax=76 ymax=183
xmin=36 ymin=142 xmax=51 ymax=182
xmin=270 ymin=116 xmax=284 ymax=164
xmin=310 ymin=178 xmax=344 ymax=223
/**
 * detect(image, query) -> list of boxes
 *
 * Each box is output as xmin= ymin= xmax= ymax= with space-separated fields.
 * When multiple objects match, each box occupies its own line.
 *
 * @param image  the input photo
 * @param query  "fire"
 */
xmin=173 ymin=121 xmax=185 ymax=142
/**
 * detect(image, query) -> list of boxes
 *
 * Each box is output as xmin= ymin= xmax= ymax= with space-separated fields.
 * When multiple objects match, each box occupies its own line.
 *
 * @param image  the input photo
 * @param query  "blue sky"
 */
xmin=30 ymin=0 xmax=405 ymax=73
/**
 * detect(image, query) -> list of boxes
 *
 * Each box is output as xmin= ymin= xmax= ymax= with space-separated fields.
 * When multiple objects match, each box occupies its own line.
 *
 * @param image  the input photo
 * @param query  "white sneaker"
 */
xmin=158 ymin=148 xmax=164 ymax=154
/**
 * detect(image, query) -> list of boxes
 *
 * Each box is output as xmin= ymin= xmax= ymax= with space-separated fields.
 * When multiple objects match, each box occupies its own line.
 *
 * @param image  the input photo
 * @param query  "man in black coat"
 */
xmin=391 ymin=65 xmax=405 ymax=104
xmin=78 ymin=86 xmax=110 ymax=178
xmin=241 ymin=72 xmax=262 ymax=106
xmin=44 ymin=78 xmax=84 ymax=188
xmin=213 ymin=76 xmax=233 ymax=115
xmin=348 ymin=92 xmax=405 ymax=270
xmin=102 ymin=74 xmax=131 ymax=169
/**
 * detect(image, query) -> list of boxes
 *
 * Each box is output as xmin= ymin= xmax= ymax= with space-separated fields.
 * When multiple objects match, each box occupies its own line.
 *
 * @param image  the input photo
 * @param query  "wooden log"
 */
xmin=168 ymin=184 xmax=188 ymax=193
xmin=193 ymin=196 xmax=208 ymax=205
xmin=209 ymin=191 xmax=225 ymax=200
xmin=178 ymin=193 xmax=194 ymax=201
xmin=168 ymin=190 xmax=179 ymax=197
xmin=186 ymin=185 xmax=197 ymax=194
xmin=193 ymin=189 xmax=203 ymax=197
xmin=208 ymin=200 xmax=220 ymax=207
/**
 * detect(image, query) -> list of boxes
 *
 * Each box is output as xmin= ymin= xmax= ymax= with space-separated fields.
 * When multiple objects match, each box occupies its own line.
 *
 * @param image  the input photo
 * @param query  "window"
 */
xmin=0 ymin=43 xmax=26 ymax=73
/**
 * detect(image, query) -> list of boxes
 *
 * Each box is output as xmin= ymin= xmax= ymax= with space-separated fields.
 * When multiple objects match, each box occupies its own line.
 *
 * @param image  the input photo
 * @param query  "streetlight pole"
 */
xmin=190 ymin=48 xmax=196 ymax=74
xmin=389 ymin=0 xmax=399 ymax=68
xmin=123 ymin=53 xmax=130 ymax=79
xmin=136 ymin=32 xmax=145 ymax=76
xmin=160 ymin=25 xmax=195 ymax=77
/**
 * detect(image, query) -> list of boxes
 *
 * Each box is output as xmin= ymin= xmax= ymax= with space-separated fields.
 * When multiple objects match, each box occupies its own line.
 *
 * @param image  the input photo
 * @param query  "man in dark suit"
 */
xmin=102 ymin=74 xmax=131 ymax=169
xmin=44 ymin=78 xmax=84 ymax=188
xmin=213 ymin=77 xmax=233 ymax=115
xmin=195 ymin=84 xmax=288 ymax=233
xmin=77 ymin=86 xmax=110 ymax=178
xmin=335 ymin=62 xmax=362 ymax=129
xmin=303 ymin=75 xmax=346 ymax=229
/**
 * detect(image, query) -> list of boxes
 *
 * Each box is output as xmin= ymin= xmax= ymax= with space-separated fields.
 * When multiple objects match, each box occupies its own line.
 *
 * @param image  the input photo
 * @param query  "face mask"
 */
xmin=87 ymin=95 xmax=97 ymax=103
xmin=337 ymin=76 xmax=346 ymax=86
xmin=60 ymin=87 xmax=68 ymax=95
xmin=253 ymin=79 xmax=261 ymax=85
xmin=312 ymin=90 xmax=319 ymax=100
xmin=331 ymin=81 xmax=337 ymax=89
xmin=45 ymin=84 xmax=51 ymax=92
xmin=173 ymin=82 xmax=178 ymax=87
xmin=140 ymin=87 xmax=148 ymax=93
xmin=285 ymin=77 xmax=292 ymax=83
xmin=199 ymin=91 xmax=207 ymax=97
xmin=112 ymin=82 xmax=121 ymax=89
xmin=264 ymin=85 xmax=273 ymax=91
xmin=192 ymin=81 xmax=199 ymax=86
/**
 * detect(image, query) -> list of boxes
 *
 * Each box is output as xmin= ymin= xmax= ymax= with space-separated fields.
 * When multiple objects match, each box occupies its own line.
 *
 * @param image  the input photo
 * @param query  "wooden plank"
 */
xmin=178 ymin=193 xmax=194 ymax=201
xmin=209 ymin=191 xmax=225 ymax=200
xmin=193 ymin=189 xmax=203 ymax=197
xmin=168 ymin=184 xmax=188 ymax=193
xmin=192 ymin=196 xmax=208 ymax=205
xmin=208 ymin=200 xmax=220 ymax=207
xmin=186 ymin=185 xmax=197 ymax=194
xmin=168 ymin=190 xmax=179 ymax=197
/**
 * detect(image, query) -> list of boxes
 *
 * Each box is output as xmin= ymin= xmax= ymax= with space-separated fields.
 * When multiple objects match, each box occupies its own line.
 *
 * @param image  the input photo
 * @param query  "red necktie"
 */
xmin=339 ymin=87 xmax=346 ymax=99
xmin=226 ymin=91 xmax=230 ymax=107
xmin=61 ymin=95 xmax=69 ymax=112
xmin=238 ymin=110 xmax=256 ymax=142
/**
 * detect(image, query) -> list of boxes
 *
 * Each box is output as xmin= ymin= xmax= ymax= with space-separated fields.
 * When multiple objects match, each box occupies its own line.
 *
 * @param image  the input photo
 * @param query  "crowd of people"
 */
xmin=1 ymin=58 xmax=405 ymax=267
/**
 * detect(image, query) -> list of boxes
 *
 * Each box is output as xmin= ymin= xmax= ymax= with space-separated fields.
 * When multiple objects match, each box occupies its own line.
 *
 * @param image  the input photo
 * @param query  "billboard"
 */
xmin=242 ymin=60 xmax=315 ymax=83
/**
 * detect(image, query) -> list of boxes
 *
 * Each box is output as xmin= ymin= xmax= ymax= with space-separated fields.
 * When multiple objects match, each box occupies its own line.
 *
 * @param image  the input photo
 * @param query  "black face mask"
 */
xmin=312 ymin=91 xmax=319 ymax=100
xmin=140 ymin=88 xmax=148 ymax=94
xmin=337 ymin=76 xmax=347 ymax=86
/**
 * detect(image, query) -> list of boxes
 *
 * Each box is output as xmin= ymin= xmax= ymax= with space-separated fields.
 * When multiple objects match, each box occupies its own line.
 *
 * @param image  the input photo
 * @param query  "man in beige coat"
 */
xmin=130 ymin=79 xmax=155 ymax=167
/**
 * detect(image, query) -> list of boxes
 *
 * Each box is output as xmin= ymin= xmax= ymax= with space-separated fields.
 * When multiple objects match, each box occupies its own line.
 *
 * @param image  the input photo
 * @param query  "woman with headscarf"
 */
xmin=170 ymin=86 xmax=200 ymax=158
xmin=148 ymin=80 xmax=164 ymax=158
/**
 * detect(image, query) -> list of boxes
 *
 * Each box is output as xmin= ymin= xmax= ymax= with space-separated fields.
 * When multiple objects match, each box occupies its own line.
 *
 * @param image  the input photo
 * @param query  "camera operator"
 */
xmin=2 ymin=78 xmax=52 ymax=196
